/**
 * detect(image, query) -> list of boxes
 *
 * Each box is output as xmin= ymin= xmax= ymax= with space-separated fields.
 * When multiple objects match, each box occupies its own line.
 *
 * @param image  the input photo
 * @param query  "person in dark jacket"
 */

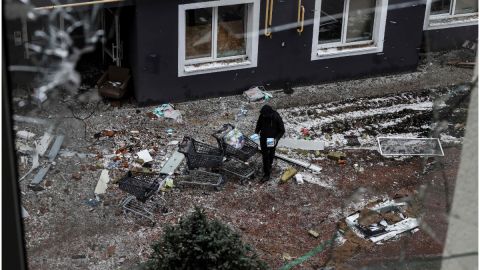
xmin=255 ymin=105 xmax=285 ymax=182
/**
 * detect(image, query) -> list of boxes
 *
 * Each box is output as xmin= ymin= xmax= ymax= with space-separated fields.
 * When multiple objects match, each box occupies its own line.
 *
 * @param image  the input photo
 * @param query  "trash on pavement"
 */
xmin=224 ymin=128 xmax=245 ymax=149
xmin=153 ymin=104 xmax=174 ymax=117
xmin=29 ymin=164 xmax=52 ymax=189
xmin=22 ymin=206 xmax=30 ymax=218
xmin=377 ymin=137 xmax=444 ymax=156
xmin=275 ymin=153 xmax=322 ymax=172
xmin=308 ymin=230 xmax=320 ymax=238
xmin=94 ymin=170 xmax=110 ymax=195
xmin=295 ymin=173 xmax=304 ymax=184
xmin=85 ymin=198 xmax=101 ymax=207
xmin=164 ymin=109 xmax=183 ymax=123
xmin=101 ymin=130 xmax=116 ymax=137
xmin=327 ymin=151 xmax=346 ymax=161
xmin=159 ymin=151 xmax=185 ymax=175
xmin=243 ymin=86 xmax=272 ymax=102
xmin=282 ymin=253 xmax=294 ymax=261
xmin=281 ymin=167 xmax=297 ymax=183
xmin=278 ymin=138 xmax=324 ymax=150
xmin=36 ymin=132 xmax=54 ymax=156
xmin=345 ymin=200 xmax=419 ymax=244
xmin=235 ymin=105 xmax=248 ymax=121
xmin=164 ymin=178 xmax=174 ymax=189
xmin=153 ymin=104 xmax=183 ymax=123
xmin=47 ymin=135 xmax=64 ymax=162
xmin=137 ymin=150 xmax=153 ymax=163
xmin=17 ymin=130 xmax=36 ymax=140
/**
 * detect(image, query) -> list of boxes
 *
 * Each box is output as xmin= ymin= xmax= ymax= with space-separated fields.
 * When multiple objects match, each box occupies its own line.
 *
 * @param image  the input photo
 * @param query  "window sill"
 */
xmin=180 ymin=59 xmax=254 ymax=76
xmin=312 ymin=45 xmax=382 ymax=60
xmin=425 ymin=14 xmax=478 ymax=30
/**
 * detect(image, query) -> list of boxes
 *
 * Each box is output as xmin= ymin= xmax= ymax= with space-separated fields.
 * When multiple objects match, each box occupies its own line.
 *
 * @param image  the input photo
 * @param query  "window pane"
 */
xmin=346 ymin=0 xmax=376 ymax=43
xmin=185 ymin=8 xmax=212 ymax=60
xmin=430 ymin=0 xmax=452 ymax=15
xmin=455 ymin=0 xmax=478 ymax=14
xmin=217 ymin=4 xmax=247 ymax=58
xmin=319 ymin=0 xmax=345 ymax=44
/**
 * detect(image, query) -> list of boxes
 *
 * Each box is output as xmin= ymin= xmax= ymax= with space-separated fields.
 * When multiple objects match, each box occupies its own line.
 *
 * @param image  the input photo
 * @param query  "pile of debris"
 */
xmin=343 ymin=199 xmax=419 ymax=244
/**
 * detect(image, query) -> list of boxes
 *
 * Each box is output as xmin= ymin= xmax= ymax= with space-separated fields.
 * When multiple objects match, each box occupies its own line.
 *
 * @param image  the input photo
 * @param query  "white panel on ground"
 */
xmin=160 ymin=151 xmax=185 ymax=175
xmin=377 ymin=137 xmax=444 ymax=156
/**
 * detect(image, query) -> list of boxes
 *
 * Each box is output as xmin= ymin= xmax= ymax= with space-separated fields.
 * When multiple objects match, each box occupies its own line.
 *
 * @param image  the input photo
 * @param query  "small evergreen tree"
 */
xmin=146 ymin=207 xmax=268 ymax=270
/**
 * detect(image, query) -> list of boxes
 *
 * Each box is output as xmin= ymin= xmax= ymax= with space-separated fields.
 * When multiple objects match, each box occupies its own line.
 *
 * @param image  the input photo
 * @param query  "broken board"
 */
xmin=48 ymin=135 xmax=64 ymax=161
xmin=377 ymin=137 xmax=444 ymax=156
xmin=160 ymin=151 xmax=185 ymax=175
xmin=30 ymin=164 xmax=51 ymax=186
xmin=253 ymin=138 xmax=324 ymax=151
xmin=275 ymin=153 xmax=322 ymax=172
xmin=94 ymin=170 xmax=110 ymax=195
xmin=36 ymin=132 xmax=54 ymax=157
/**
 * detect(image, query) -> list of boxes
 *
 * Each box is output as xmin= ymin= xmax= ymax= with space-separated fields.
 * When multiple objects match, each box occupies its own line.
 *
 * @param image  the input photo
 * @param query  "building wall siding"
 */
xmin=423 ymin=25 xmax=478 ymax=52
xmin=132 ymin=0 xmax=427 ymax=104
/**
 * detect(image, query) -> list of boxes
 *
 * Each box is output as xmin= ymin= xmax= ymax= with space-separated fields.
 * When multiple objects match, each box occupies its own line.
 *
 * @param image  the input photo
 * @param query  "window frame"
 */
xmin=178 ymin=0 xmax=260 ymax=77
xmin=311 ymin=0 xmax=388 ymax=60
xmin=424 ymin=0 xmax=478 ymax=30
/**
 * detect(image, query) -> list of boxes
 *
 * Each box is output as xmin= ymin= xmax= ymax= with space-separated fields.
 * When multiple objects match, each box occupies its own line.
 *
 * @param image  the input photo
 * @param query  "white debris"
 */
xmin=369 ymin=218 xmax=419 ymax=243
xmin=35 ymin=132 xmax=53 ymax=156
xmin=22 ymin=206 xmax=30 ymax=218
xmin=295 ymin=174 xmax=304 ymax=184
xmin=275 ymin=153 xmax=322 ymax=172
xmin=17 ymin=130 xmax=36 ymax=140
xmin=137 ymin=150 xmax=153 ymax=163
xmin=94 ymin=170 xmax=110 ymax=195
xmin=243 ymin=86 xmax=272 ymax=102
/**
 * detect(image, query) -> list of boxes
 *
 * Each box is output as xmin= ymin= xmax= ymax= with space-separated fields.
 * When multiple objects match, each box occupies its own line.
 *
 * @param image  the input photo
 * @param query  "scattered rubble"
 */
xmin=377 ymin=137 xmax=444 ymax=156
xmin=281 ymin=167 xmax=297 ymax=183
xmin=94 ymin=170 xmax=110 ymax=196
xmin=17 ymin=130 xmax=36 ymax=140
xmin=344 ymin=200 xmax=419 ymax=244
xmin=11 ymin=63 xmax=471 ymax=269
xmin=243 ymin=86 xmax=272 ymax=102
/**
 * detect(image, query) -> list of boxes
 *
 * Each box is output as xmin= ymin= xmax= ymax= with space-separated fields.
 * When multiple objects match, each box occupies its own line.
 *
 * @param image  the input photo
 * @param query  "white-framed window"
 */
xmin=178 ymin=0 xmax=260 ymax=77
xmin=311 ymin=0 xmax=388 ymax=60
xmin=424 ymin=0 xmax=478 ymax=30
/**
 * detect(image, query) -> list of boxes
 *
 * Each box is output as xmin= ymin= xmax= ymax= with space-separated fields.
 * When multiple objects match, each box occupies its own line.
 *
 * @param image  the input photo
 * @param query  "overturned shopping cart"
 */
xmin=177 ymin=136 xmax=224 ymax=190
xmin=118 ymin=171 xmax=166 ymax=225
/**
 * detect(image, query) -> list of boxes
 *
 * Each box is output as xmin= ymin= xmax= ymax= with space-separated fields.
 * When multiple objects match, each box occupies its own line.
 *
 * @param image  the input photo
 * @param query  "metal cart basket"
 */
xmin=177 ymin=137 xmax=224 ymax=189
xmin=118 ymin=171 xmax=164 ymax=224
xmin=178 ymin=136 xmax=223 ymax=169
xmin=212 ymin=124 xmax=258 ymax=162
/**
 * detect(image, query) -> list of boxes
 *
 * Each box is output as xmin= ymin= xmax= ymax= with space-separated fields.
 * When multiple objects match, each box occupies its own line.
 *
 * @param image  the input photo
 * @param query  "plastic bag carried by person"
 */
xmin=223 ymin=128 xmax=245 ymax=149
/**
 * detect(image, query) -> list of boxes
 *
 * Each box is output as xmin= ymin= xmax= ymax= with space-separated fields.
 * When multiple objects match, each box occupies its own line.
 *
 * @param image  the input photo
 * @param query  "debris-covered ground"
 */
xmin=12 ymin=50 xmax=475 ymax=269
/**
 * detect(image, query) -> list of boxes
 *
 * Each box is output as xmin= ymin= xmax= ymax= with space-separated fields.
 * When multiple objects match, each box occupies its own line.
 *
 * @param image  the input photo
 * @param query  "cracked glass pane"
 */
xmin=319 ymin=0 xmax=345 ymax=44
xmin=217 ymin=4 xmax=247 ymax=58
xmin=346 ymin=0 xmax=375 ymax=43
xmin=431 ymin=0 xmax=452 ymax=15
xmin=185 ymin=8 xmax=213 ymax=60
xmin=454 ymin=0 xmax=478 ymax=14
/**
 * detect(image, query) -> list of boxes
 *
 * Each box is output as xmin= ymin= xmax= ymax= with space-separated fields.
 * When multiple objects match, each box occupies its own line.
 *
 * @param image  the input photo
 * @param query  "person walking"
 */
xmin=255 ymin=105 xmax=285 ymax=182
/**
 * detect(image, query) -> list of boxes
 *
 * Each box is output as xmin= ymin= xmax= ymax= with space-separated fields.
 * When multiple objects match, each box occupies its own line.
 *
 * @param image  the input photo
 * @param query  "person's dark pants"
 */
xmin=260 ymin=139 xmax=276 ymax=177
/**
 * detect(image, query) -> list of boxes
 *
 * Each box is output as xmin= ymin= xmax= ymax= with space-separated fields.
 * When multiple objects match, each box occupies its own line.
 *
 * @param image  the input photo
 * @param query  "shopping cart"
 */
xmin=118 ymin=171 xmax=166 ymax=225
xmin=177 ymin=137 xmax=224 ymax=190
xmin=212 ymin=124 xmax=259 ymax=184
xmin=212 ymin=124 xmax=258 ymax=162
